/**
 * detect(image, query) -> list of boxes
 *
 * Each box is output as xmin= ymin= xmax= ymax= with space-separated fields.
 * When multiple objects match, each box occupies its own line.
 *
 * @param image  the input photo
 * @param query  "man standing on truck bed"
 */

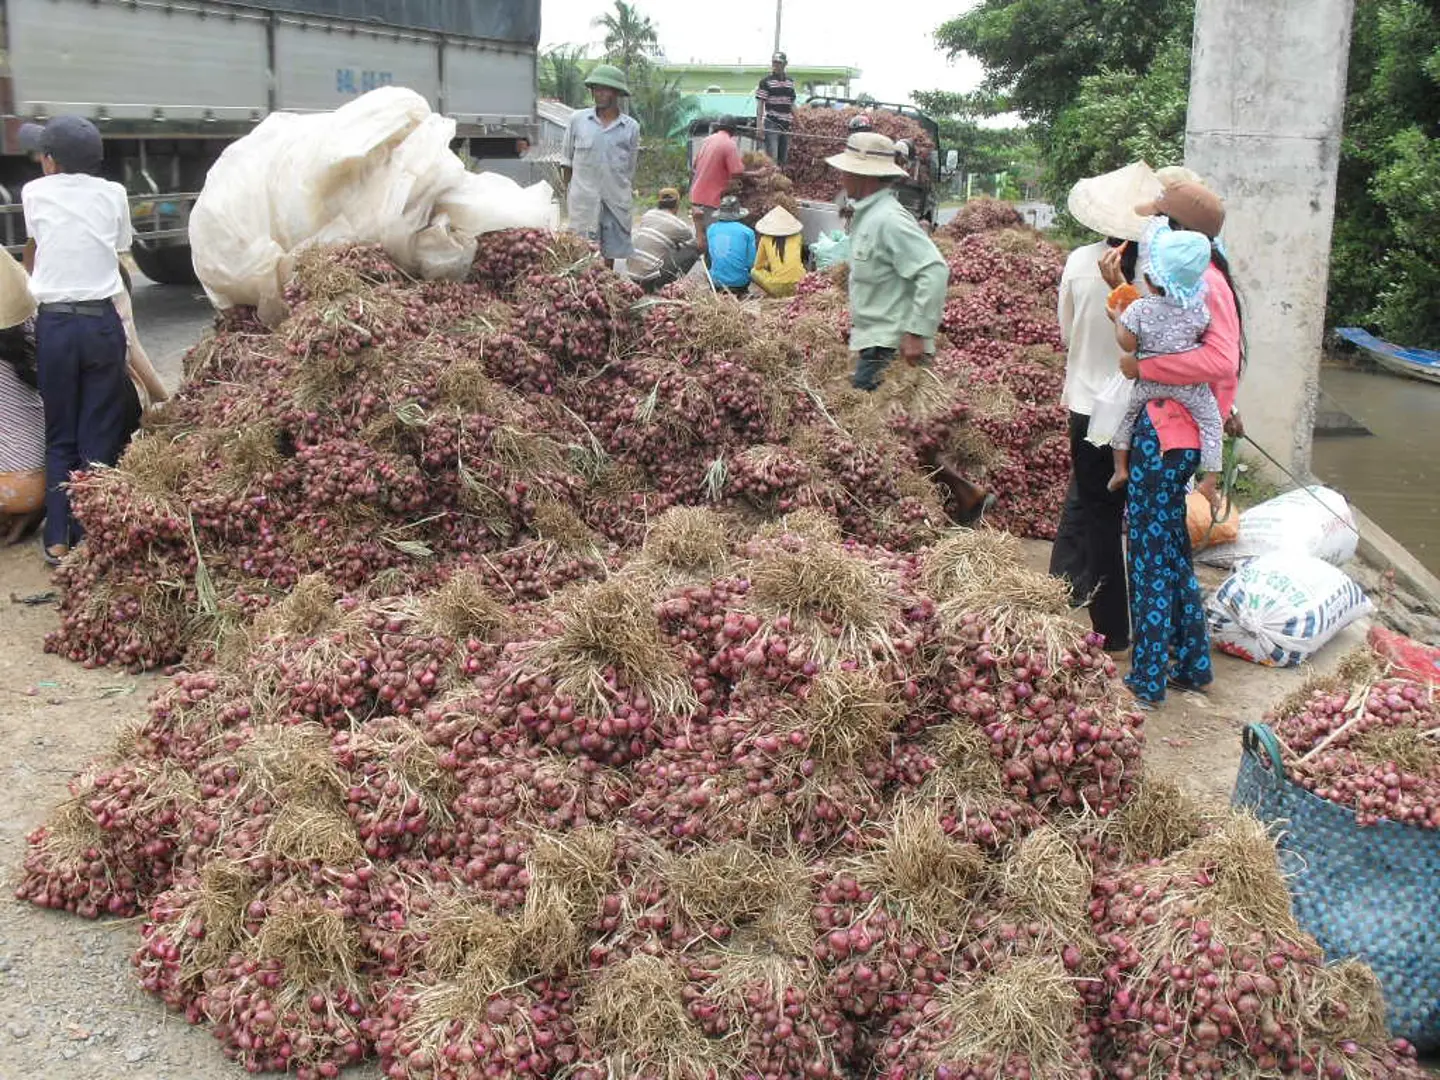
xmin=755 ymin=52 xmax=796 ymax=169
xmin=562 ymin=64 xmax=640 ymax=270
xmin=21 ymin=116 xmax=135 ymax=565
xmin=689 ymin=116 xmax=746 ymax=255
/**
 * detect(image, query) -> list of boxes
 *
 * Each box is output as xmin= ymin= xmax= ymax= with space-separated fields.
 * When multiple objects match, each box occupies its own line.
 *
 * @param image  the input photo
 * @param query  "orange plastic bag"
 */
xmin=1107 ymin=283 xmax=1141 ymax=316
xmin=1187 ymin=491 xmax=1238 ymax=551
xmin=1369 ymin=626 xmax=1440 ymax=686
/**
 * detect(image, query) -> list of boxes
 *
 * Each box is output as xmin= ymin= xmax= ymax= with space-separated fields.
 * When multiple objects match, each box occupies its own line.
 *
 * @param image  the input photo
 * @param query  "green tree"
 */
xmin=936 ymin=0 xmax=1193 ymax=124
xmin=540 ymin=44 xmax=591 ymax=108
xmin=1045 ymin=36 xmax=1190 ymax=191
xmin=592 ymin=0 xmax=659 ymax=75
xmin=628 ymin=67 xmax=698 ymax=140
xmin=910 ymin=89 xmax=1038 ymax=179
xmin=934 ymin=0 xmax=1193 ymax=200
xmin=1329 ymin=0 xmax=1440 ymax=344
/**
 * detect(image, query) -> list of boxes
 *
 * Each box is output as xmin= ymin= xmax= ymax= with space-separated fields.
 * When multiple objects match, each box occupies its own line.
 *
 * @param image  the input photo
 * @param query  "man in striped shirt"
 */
xmin=628 ymin=188 xmax=699 ymax=292
xmin=755 ymin=52 xmax=796 ymax=168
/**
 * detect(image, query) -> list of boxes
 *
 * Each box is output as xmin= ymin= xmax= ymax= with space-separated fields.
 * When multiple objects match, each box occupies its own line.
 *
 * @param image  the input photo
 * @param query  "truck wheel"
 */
xmin=132 ymin=244 xmax=199 ymax=286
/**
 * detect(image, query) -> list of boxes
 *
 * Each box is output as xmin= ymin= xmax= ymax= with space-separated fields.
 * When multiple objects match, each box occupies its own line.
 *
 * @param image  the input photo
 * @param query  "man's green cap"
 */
xmin=585 ymin=63 xmax=631 ymax=95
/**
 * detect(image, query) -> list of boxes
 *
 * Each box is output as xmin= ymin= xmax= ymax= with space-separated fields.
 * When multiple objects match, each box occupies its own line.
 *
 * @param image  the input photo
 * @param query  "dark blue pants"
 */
xmin=1124 ymin=413 xmax=1213 ymax=703
xmin=852 ymin=346 xmax=895 ymax=391
xmin=1049 ymin=411 xmax=1130 ymax=650
xmin=36 ymin=305 xmax=132 ymax=549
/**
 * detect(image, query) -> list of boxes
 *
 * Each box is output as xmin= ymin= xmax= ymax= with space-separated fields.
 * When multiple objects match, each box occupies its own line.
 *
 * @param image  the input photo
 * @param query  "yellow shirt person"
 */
xmin=750 ymin=206 xmax=805 ymax=298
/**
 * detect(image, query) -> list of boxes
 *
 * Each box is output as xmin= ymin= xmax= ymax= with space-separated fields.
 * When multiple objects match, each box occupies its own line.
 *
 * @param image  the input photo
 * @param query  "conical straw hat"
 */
xmin=1067 ymin=162 xmax=1163 ymax=241
xmin=755 ymin=206 xmax=802 ymax=236
xmin=0 ymin=248 xmax=36 ymax=330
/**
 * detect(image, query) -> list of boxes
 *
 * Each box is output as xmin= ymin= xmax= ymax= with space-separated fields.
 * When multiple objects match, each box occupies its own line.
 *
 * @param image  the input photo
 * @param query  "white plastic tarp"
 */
xmin=190 ymin=86 xmax=557 ymax=320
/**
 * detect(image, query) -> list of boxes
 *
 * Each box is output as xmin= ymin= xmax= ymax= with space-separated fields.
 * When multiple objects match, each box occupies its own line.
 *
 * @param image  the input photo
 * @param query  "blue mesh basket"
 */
xmin=1232 ymin=723 xmax=1440 ymax=1050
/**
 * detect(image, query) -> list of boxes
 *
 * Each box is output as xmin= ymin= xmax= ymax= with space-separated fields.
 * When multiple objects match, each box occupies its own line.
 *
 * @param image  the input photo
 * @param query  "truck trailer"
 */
xmin=0 ymin=0 xmax=541 ymax=282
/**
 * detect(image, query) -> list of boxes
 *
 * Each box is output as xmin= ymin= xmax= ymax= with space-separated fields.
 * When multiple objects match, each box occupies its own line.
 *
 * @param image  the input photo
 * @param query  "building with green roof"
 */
xmin=662 ymin=62 xmax=860 ymax=122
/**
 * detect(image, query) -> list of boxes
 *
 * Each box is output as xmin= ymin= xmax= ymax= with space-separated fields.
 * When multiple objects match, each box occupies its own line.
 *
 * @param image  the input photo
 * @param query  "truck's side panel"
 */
xmin=8 ymin=0 xmax=268 ymax=120
xmin=442 ymin=41 xmax=535 ymax=124
xmin=272 ymin=19 xmax=441 ymax=112
xmin=240 ymin=0 xmax=539 ymax=44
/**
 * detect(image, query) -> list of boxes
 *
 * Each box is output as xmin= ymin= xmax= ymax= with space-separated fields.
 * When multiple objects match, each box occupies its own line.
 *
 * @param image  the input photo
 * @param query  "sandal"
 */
xmin=1167 ymin=675 xmax=1212 ymax=695
xmin=1121 ymin=682 xmax=1161 ymax=711
xmin=40 ymin=537 xmax=68 ymax=568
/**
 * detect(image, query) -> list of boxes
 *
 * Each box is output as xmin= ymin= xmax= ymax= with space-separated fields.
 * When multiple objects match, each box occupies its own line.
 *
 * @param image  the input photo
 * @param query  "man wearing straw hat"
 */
xmin=826 ymin=132 xmax=992 ymax=523
xmin=628 ymin=187 xmax=699 ymax=293
xmin=562 ymin=64 xmax=641 ymax=269
xmin=825 ymin=131 xmax=948 ymax=391
xmin=1047 ymin=161 xmax=1162 ymax=653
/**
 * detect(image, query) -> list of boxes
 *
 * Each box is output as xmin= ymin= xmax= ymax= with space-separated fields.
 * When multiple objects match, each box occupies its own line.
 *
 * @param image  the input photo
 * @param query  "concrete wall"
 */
xmin=1184 ymin=0 xmax=1355 ymax=478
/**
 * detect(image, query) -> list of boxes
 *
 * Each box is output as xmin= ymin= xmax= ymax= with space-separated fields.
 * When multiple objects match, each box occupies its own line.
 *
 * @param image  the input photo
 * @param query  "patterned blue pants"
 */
xmin=1125 ymin=413 xmax=1213 ymax=703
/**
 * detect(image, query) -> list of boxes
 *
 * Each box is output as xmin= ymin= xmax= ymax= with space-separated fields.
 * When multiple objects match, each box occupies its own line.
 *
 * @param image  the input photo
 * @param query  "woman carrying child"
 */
xmin=1107 ymin=228 xmax=1225 ymax=494
xmin=1100 ymin=180 xmax=1244 ymax=707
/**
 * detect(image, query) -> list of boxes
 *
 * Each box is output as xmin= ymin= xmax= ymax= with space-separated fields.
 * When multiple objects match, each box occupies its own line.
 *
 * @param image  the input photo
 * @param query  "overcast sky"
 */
xmin=539 ymin=0 xmax=984 ymax=105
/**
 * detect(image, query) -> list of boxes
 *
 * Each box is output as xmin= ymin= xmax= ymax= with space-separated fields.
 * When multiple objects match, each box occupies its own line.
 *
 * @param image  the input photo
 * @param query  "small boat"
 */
xmin=1335 ymin=327 xmax=1440 ymax=386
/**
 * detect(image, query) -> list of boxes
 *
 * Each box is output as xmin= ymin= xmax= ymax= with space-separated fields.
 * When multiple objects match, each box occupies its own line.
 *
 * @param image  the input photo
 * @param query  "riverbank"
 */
xmin=1314 ymin=364 xmax=1440 ymax=577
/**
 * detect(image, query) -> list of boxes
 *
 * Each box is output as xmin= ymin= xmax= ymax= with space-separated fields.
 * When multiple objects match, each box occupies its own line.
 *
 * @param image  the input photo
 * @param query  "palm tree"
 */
xmin=591 ymin=0 xmax=658 ymax=75
xmin=628 ymin=68 xmax=699 ymax=140
xmin=540 ymin=44 xmax=591 ymax=108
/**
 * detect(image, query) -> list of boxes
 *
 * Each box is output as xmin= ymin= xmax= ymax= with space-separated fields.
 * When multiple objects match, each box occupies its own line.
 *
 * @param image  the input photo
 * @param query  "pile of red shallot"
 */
xmin=783 ymin=106 xmax=934 ymax=202
xmin=1268 ymin=655 xmax=1440 ymax=828
xmin=44 ymin=220 xmax=1070 ymax=672
xmin=17 ymin=220 xmax=1424 ymax=1080
xmin=18 ymin=514 xmax=1425 ymax=1079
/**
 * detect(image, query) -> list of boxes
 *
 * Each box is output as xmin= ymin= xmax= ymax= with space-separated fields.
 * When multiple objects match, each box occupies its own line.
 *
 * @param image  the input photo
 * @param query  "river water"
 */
xmin=1311 ymin=365 xmax=1440 ymax=575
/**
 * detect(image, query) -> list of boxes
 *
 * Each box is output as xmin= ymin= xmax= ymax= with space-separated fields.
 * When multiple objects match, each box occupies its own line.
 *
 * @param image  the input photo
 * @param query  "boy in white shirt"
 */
xmin=21 ymin=116 xmax=133 ymax=563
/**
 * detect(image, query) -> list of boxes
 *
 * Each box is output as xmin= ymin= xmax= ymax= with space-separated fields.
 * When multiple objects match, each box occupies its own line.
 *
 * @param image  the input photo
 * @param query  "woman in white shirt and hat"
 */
xmin=1047 ymin=161 xmax=1162 ymax=653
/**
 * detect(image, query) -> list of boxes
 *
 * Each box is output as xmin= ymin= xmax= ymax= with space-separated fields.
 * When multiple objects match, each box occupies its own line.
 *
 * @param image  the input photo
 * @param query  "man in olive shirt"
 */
xmin=827 ymin=132 xmax=991 ymax=522
xmin=826 ymin=131 xmax=948 ymax=391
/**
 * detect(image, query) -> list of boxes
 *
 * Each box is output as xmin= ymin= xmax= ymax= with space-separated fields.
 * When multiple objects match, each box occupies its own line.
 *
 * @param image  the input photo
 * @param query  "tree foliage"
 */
xmin=936 ymin=0 xmax=1194 ymax=123
xmin=1330 ymin=0 xmax=1440 ymax=344
xmin=592 ymin=0 xmax=659 ymax=75
xmin=540 ymin=45 xmax=591 ymax=108
xmin=910 ymin=90 xmax=1040 ymax=178
xmin=935 ymin=0 xmax=1193 ymax=199
xmin=937 ymin=0 xmax=1440 ymax=343
xmin=1045 ymin=37 xmax=1190 ymax=191
xmin=628 ymin=68 xmax=699 ymax=140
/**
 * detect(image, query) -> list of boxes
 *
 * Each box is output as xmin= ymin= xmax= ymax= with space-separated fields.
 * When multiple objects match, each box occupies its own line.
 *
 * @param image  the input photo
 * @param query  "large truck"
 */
xmin=0 ymin=0 xmax=541 ymax=282
xmin=685 ymin=96 xmax=948 ymax=247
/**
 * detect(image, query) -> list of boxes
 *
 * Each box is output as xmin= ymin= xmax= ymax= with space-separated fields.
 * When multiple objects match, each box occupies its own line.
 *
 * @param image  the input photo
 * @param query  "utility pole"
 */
xmin=773 ymin=0 xmax=782 ymax=55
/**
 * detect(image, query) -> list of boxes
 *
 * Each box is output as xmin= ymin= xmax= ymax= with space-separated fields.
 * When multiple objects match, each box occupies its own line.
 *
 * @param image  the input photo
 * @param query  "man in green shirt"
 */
xmin=828 ymin=131 xmax=992 ymax=523
xmin=826 ymin=131 xmax=949 ymax=391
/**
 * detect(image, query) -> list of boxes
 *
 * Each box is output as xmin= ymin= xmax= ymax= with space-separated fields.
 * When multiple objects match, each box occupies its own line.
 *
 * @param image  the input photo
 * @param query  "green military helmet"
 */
xmin=584 ymin=63 xmax=631 ymax=96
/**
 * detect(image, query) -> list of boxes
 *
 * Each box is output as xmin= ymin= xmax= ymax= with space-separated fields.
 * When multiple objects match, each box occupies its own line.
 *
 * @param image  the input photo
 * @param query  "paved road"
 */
xmin=130 ymin=275 xmax=217 ymax=392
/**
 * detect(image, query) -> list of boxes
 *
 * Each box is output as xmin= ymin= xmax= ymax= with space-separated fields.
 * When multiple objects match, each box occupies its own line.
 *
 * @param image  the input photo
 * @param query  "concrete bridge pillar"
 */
xmin=1184 ymin=0 xmax=1356 ymax=477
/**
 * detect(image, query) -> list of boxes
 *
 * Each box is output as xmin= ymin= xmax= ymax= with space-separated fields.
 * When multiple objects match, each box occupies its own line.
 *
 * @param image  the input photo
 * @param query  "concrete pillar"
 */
xmin=1183 ymin=0 xmax=1355 ymax=478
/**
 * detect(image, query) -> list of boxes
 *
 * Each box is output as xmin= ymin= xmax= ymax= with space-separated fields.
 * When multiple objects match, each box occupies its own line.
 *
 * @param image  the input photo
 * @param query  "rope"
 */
xmin=1196 ymin=431 xmax=1361 ymax=548
xmin=1239 ymin=433 xmax=1363 ymax=538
